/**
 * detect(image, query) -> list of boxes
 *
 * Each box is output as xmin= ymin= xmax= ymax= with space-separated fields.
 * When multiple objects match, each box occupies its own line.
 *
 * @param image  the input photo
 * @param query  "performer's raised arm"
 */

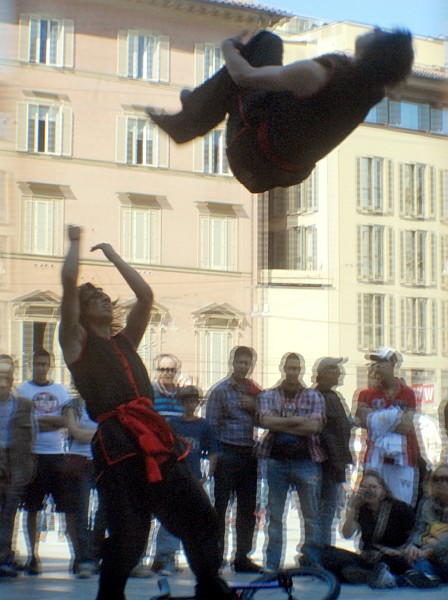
xmin=89 ymin=242 xmax=153 ymax=349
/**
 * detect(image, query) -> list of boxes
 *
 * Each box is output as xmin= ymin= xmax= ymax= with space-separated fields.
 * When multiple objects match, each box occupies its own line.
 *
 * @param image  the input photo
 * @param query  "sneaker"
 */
xmin=129 ymin=563 xmax=153 ymax=578
xmin=371 ymin=563 xmax=396 ymax=589
xmin=25 ymin=557 xmax=41 ymax=576
xmin=76 ymin=562 xmax=95 ymax=579
xmin=405 ymin=569 xmax=440 ymax=588
xmin=233 ymin=557 xmax=262 ymax=573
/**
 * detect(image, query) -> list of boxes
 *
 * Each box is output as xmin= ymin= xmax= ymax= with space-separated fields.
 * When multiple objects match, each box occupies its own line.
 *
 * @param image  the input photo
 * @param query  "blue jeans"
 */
xmin=265 ymin=458 xmax=322 ymax=569
xmin=413 ymin=558 xmax=448 ymax=583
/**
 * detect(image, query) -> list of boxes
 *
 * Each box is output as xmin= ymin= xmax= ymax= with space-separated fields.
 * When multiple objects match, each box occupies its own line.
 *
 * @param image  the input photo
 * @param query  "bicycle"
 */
xmin=149 ymin=567 xmax=340 ymax=599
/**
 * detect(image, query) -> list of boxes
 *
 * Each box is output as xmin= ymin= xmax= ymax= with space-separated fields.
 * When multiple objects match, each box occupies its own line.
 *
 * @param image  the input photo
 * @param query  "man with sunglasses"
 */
xmin=59 ymin=226 xmax=234 ymax=600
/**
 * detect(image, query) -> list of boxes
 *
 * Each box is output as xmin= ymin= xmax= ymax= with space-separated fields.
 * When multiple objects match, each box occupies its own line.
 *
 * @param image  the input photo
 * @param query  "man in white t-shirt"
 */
xmin=17 ymin=348 xmax=71 ymax=576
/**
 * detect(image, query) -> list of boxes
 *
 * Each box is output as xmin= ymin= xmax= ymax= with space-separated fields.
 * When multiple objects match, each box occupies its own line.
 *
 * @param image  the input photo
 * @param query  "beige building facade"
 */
xmin=0 ymin=2 xmax=447 ymax=429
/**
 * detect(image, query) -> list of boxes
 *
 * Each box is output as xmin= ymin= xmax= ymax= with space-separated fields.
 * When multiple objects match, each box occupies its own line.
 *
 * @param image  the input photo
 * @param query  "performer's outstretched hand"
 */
xmin=91 ymin=242 xmax=117 ymax=261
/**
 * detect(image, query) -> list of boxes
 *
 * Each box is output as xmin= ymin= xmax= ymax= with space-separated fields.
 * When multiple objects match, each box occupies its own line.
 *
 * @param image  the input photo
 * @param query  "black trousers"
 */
xmin=321 ymin=544 xmax=410 ymax=581
xmin=150 ymin=30 xmax=284 ymax=144
xmin=96 ymin=456 xmax=228 ymax=600
xmin=213 ymin=444 xmax=258 ymax=562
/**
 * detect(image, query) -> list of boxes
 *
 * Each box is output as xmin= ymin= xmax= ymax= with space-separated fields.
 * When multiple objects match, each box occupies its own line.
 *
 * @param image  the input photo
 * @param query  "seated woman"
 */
xmin=321 ymin=469 xmax=415 ymax=588
xmin=404 ymin=463 xmax=448 ymax=587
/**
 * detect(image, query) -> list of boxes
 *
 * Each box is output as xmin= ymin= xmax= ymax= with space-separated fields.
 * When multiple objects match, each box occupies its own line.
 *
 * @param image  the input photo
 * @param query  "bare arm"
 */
xmin=59 ymin=226 xmax=85 ymax=365
xmin=221 ymin=34 xmax=329 ymax=98
xmin=90 ymin=243 xmax=154 ymax=349
xmin=65 ymin=407 xmax=96 ymax=444
xmin=394 ymin=410 xmax=415 ymax=434
xmin=355 ymin=402 xmax=372 ymax=429
xmin=38 ymin=415 xmax=66 ymax=432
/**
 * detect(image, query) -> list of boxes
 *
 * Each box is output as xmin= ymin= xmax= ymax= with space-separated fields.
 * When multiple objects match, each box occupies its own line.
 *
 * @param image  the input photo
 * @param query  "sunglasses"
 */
xmin=433 ymin=476 xmax=448 ymax=484
xmin=157 ymin=367 xmax=176 ymax=373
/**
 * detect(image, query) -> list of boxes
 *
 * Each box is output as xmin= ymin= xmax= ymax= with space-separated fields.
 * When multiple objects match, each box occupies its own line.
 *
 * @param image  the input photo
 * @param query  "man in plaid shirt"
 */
xmin=258 ymin=352 xmax=326 ymax=572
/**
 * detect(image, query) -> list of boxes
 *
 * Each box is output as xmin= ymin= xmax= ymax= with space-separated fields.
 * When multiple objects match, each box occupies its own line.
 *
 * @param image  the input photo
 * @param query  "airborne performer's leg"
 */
xmin=147 ymin=30 xmax=283 ymax=144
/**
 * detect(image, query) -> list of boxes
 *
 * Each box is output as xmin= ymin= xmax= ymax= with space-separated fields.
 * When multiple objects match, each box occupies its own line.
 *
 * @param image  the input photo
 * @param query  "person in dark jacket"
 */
xmin=314 ymin=357 xmax=354 ymax=544
xmin=148 ymin=28 xmax=413 ymax=193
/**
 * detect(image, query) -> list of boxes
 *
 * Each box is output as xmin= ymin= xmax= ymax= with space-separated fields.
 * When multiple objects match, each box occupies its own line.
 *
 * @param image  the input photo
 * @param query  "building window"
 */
xmin=121 ymin=205 xmax=161 ymax=265
xmin=194 ymin=303 xmax=241 ymax=390
xmin=356 ymin=157 xmax=393 ymax=214
xmin=117 ymin=31 xmax=169 ymax=82
xmin=200 ymin=214 xmax=237 ymax=271
xmin=116 ymin=115 xmax=168 ymax=167
xmin=19 ymin=15 xmax=74 ymax=68
xmin=400 ymin=230 xmax=436 ymax=287
xmin=17 ymin=102 xmax=73 ymax=156
xmin=399 ymin=163 xmax=435 ymax=219
xmin=441 ymin=170 xmax=448 ymax=223
xmin=194 ymin=43 xmax=224 ymax=85
xmin=203 ymin=129 xmax=230 ymax=175
xmin=401 ymin=297 xmax=437 ymax=354
xmin=358 ymin=293 xmax=386 ymax=350
xmin=22 ymin=195 xmax=64 ymax=256
xmin=365 ymin=97 xmax=448 ymax=136
xmin=357 ymin=225 xmax=394 ymax=283
xmin=293 ymin=225 xmax=317 ymax=270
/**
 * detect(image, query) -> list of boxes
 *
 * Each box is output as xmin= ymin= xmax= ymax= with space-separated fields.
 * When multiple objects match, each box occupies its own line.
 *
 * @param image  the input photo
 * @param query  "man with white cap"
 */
xmin=355 ymin=347 xmax=420 ymax=506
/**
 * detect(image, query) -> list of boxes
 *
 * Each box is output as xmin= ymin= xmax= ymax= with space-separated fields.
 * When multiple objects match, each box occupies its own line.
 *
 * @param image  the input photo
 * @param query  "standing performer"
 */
xmin=59 ymin=225 xmax=233 ymax=600
xmin=148 ymin=28 xmax=413 ymax=193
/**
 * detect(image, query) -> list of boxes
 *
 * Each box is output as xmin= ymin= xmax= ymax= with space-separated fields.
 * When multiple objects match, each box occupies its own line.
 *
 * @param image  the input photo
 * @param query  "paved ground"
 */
xmin=2 ymin=512 xmax=447 ymax=599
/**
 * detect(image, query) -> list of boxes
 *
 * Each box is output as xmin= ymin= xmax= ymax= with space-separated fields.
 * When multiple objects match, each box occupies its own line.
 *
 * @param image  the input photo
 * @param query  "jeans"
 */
xmin=265 ymin=458 xmax=322 ymax=569
xmin=413 ymin=557 xmax=448 ymax=583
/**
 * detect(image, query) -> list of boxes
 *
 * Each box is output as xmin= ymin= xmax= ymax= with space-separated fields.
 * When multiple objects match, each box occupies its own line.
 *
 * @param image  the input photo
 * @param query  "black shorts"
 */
xmin=22 ymin=454 xmax=68 ymax=512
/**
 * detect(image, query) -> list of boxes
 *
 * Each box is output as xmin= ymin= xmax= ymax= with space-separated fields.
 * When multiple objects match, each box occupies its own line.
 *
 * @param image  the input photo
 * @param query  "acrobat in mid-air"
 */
xmin=148 ymin=28 xmax=414 ymax=193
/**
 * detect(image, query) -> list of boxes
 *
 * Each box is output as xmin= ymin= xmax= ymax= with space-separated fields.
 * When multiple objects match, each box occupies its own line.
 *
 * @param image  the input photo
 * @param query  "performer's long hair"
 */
xmin=356 ymin=28 xmax=414 ymax=87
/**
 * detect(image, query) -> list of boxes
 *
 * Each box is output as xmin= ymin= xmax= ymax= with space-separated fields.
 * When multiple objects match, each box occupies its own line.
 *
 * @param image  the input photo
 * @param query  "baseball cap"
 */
xmin=316 ymin=357 xmax=346 ymax=372
xmin=365 ymin=346 xmax=400 ymax=363
xmin=178 ymin=385 xmax=200 ymax=400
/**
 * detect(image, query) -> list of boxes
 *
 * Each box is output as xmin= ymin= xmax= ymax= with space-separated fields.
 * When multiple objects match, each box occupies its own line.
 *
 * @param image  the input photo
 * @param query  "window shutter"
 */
xmin=428 ymin=166 xmax=436 ymax=218
xmin=193 ymin=138 xmax=204 ymax=173
xmin=63 ymin=19 xmax=75 ymax=68
xmin=18 ymin=14 xmax=31 ymax=61
xmin=55 ymin=107 xmax=63 ymax=155
xmin=54 ymin=199 xmax=64 ymax=256
xmin=194 ymin=43 xmax=205 ymax=86
xmin=356 ymin=225 xmax=362 ymax=278
xmin=356 ymin=157 xmax=361 ymax=209
xmin=388 ymin=295 xmax=395 ymax=347
xmin=399 ymin=230 xmax=405 ymax=284
xmin=22 ymin=197 xmax=33 ymax=253
xmin=387 ymin=227 xmax=394 ymax=283
xmin=61 ymin=106 xmax=73 ymax=156
xmin=399 ymin=164 xmax=404 ymax=216
xmin=117 ymin=30 xmax=128 ymax=77
xmin=121 ymin=207 xmax=132 ymax=260
xmin=429 ymin=232 xmax=436 ymax=286
xmin=441 ymin=170 xmax=448 ymax=221
xmin=227 ymin=217 xmax=237 ymax=271
xmin=16 ymin=103 xmax=29 ymax=151
xmin=116 ymin=116 xmax=127 ymax=163
xmin=158 ymin=35 xmax=170 ymax=82
xmin=386 ymin=160 xmax=393 ymax=214
xmin=430 ymin=299 xmax=437 ymax=353
xmin=400 ymin=299 xmax=405 ymax=350
xmin=158 ymin=130 xmax=169 ymax=168
xmin=200 ymin=216 xmax=209 ymax=268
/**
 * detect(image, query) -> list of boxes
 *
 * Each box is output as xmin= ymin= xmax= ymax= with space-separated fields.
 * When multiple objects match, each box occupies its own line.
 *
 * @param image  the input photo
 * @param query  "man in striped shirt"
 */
xmin=258 ymin=352 xmax=326 ymax=572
